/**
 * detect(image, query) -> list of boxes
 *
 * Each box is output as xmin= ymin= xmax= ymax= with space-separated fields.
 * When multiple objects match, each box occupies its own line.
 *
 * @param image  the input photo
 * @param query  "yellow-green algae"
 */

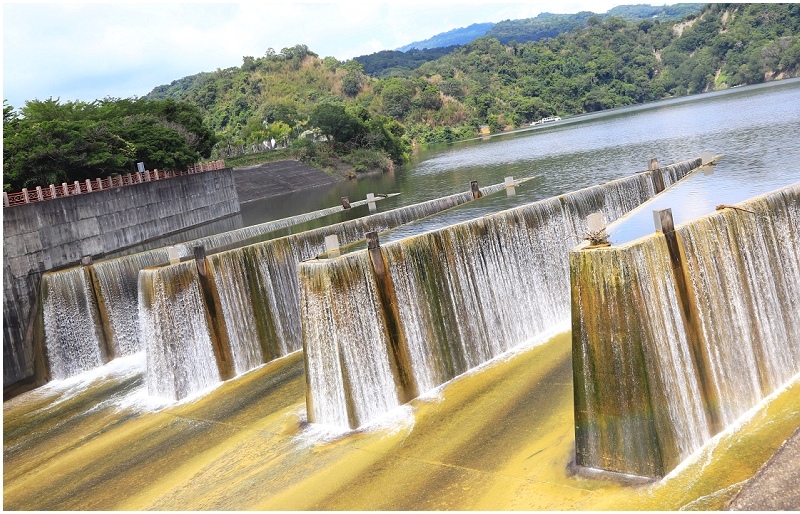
xmin=4 ymin=332 xmax=799 ymax=510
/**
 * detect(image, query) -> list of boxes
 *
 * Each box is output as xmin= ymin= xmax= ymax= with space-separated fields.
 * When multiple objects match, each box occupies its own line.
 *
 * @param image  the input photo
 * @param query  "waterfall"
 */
xmin=300 ymin=253 xmax=400 ymax=428
xmin=677 ymin=185 xmax=800 ymax=423
xmin=138 ymin=261 xmax=222 ymax=400
xmin=300 ymin=158 xmax=705 ymax=428
xmin=572 ymin=181 xmax=800 ymax=478
xmin=41 ymin=267 xmax=107 ymax=380
xmin=387 ymin=198 xmax=573 ymax=392
xmin=35 ymin=193 xmax=400 ymax=374
xmin=163 ymin=181 xmax=514 ymax=382
xmin=91 ymin=249 xmax=180 ymax=358
xmin=206 ymin=239 xmax=304 ymax=375
xmin=38 ymin=180 xmax=507 ymax=384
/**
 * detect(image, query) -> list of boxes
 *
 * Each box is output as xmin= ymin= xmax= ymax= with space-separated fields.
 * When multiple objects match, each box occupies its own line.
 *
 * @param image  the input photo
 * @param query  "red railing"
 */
xmin=3 ymin=160 xmax=226 ymax=208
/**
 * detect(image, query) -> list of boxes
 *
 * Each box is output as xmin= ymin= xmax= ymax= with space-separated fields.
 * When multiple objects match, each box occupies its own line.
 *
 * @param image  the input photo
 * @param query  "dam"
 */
xmin=5 ymin=158 xmax=799 ymax=510
xmin=299 ymin=158 xmax=702 ymax=428
xmin=572 ymin=182 xmax=800 ymax=478
xmin=4 ymin=78 xmax=800 ymax=510
xmin=39 ymin=180 xmax=511 ymax=397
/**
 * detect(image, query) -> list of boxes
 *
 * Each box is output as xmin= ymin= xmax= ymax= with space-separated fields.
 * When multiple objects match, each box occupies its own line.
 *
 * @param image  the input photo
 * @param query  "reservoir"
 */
xmin=245 ymin=77 xmax=800 ymax=245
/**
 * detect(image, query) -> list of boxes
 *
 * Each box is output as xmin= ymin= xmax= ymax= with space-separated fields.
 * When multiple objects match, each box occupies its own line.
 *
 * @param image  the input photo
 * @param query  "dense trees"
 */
xmin=3 ymin=98 xmax=215 ymax=191
xmin=6 ymin=4 xmax=800 ymax=190
xmin=141 ymin=4 xmax=800 ymax=158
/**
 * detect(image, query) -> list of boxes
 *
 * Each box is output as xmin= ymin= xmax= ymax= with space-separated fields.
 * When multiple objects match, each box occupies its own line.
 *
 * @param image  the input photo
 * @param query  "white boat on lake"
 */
xmin=530 ymin=116 xmax=562 ymax=126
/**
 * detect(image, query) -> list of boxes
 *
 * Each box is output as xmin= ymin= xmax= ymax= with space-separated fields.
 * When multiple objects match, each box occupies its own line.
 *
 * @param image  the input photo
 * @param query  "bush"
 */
xmin=340 ymin=148 xmax=393 ymax=173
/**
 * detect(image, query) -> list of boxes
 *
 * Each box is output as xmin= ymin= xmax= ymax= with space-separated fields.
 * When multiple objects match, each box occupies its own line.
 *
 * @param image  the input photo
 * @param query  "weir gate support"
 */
xmin=299 ymin=158 xmax=706 ymax=430
xmin=571 ymin=182 xmax=800 ymax=478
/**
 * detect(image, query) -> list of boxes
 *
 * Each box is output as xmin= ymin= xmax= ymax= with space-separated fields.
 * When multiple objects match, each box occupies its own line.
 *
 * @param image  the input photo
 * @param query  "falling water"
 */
xmin=678 ymin=184 xmax=800 ymax=424
xmin=300 ymin=158 xmax=704 ymax=428
xmin=300 ymin=253 xmax=400 ymax=428
xmin=206 ymin=239 xmax=303 ymax=375
xmin=188 ymin=181 xmax=512 ymax=380
xmin=40 ymin=267 xmax=107 ymax=380
xmin=37 ymin=194 xmax=401 ymax=373
xmin=91 ymin=248 xmax=185 ymax=358
xmin=387 ymin=197 xmax=573 ymax=391
xmin=572 ymin=181 xmax=800 ymax=477
xmin=138 ymin=261 xmax=222 ymax=400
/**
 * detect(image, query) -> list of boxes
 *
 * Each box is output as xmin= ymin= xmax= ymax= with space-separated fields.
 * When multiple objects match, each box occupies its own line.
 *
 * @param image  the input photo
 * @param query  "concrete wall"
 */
xmin=570 ymin=182 xmax=800 ymax=478
xmin=3 ymin=168 xmax=240 ymax=391
xmin=233 ymin=160 xmax=341 ymax=204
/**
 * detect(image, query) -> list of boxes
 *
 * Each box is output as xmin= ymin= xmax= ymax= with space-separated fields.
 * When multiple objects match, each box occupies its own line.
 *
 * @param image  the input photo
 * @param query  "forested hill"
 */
xmin=486 ymin=4 xmax=704 ymax=44
xmin=7 ymin=4 xmax=800 ymax=191
xmin=144 ymin=3 xmax=800 ymax=150
xmin=357 ymin=3 xmax=704 ymax=77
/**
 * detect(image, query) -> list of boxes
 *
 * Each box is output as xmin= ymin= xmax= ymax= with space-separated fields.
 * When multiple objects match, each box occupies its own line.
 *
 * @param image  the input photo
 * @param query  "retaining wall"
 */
xmin=3 ymin=168 xmax=240 ymax=391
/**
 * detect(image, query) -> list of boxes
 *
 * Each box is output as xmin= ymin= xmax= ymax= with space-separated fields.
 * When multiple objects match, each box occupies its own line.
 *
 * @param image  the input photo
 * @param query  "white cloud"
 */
xmin=3 ymin=1 xmax=624 ymax=108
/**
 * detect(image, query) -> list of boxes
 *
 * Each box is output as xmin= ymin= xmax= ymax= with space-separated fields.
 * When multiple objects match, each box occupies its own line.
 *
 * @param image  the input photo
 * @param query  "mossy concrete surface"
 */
xmin=4 ymin=332 xmax=799 ymax=510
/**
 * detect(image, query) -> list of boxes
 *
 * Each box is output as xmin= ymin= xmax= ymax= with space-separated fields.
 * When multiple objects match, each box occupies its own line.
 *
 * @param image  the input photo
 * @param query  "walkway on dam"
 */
xmin=233 ymin=160 xmax=340 ymax=203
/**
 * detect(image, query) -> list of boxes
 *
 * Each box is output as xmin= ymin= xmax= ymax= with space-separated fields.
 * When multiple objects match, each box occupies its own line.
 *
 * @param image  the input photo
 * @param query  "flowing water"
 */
xmin=138 ymin=181 xmax=510 ymax=397
xmin=138 ymin=262 xmax=222 ymax=400
xmin=40 ymin=267 xmax=107 ymax=379
xmin=572 ymin=182 xmax=800 ymax=477
xmin=678 ymin=186 xmax=800 ymax=423
xmin=10 ymin=79 xmax=800 ymax=506
xmin=38 ymin=191 xmax=418 ymax=380
xmin=300 ymin=160 xmax=701 ymax=428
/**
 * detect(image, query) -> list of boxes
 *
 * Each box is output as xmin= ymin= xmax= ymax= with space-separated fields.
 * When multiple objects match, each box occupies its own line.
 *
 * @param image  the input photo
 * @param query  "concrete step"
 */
xmin=233 ymin=160 xmax=340 ymax=204
xmin=727 ymin=426 xmax=800 ymax=510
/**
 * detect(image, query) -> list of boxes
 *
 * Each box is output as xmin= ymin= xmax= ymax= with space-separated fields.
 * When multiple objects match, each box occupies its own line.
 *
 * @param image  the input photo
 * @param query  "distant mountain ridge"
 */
xmin=358 ymin=3 xmax=704 ymax=78
xmin=142 ymin=3 xmax=800 ymax=155
xmin=396 ymin=22 xmax=495 ymax=52
xmin=391 ymin=3 xmax=704 ymax=52
xmin=487 ymin=3 xmax=705 ymax=44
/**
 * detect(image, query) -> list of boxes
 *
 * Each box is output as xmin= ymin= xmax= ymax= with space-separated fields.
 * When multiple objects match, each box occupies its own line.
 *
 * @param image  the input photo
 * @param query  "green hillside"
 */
xmin=148 ymin=4 xmax=800 ymax=145
xmin=355 ymin=46 xmax=460 ymax=78
xmin=355 ymin=4 xmax=704 ymax=79
xmin=7 ymin=4 xmax=800 ymax=189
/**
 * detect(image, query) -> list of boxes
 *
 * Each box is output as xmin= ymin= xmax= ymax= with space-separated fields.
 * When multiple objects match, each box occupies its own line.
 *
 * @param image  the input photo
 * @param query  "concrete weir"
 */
xmin=3 ymin=167 xmax=240 ymax=394
xmin=32 ymin=191 xmax=404 ymax=388
xmin=570 ymin=181 xmax=800 ymax=478
xmin=138 ymin=181 xmax=511 ymax=400
xmin=299 ymin=158 xmax=705 ymax=429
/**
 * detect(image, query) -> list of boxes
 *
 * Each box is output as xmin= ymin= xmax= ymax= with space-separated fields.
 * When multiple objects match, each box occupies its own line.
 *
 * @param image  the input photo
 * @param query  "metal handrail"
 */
xmin=3 ymin=160 xmax=226 ymax=207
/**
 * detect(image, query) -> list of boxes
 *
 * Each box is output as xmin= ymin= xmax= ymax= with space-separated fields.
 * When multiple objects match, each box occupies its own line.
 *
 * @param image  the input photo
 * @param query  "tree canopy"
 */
xmin=5 ymin=4 xmax=800 ymax=189
xmin=142 ymin=4 xmax=800 ymax=152
xmin=3 ymin=97 xmax=216 ymax=191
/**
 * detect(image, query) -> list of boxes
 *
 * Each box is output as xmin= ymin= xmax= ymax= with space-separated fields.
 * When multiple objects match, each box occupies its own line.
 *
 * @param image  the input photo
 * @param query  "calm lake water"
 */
xmin=241 ymin=77 xmax=800 ymax=244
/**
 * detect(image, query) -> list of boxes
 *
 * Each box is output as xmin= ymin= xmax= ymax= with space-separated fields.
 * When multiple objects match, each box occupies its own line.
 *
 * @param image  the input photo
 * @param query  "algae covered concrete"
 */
xmin=4 ymin=331 xmax=799 ymax=510
xmin=3 ymin=168 xmax=240 ymax=390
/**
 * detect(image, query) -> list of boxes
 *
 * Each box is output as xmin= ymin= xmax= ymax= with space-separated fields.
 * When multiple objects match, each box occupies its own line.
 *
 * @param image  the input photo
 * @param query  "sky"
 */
xmin=3 ymin=1 xmax=623 ymax=110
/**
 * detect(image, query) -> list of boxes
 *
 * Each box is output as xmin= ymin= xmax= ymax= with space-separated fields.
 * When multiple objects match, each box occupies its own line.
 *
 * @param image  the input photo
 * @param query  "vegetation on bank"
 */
xmin=3 ymin=98 xmax=215 ymax=191
xmin=146 ymin=3 xmax=800 ymax=147
xmin=223 ymin=142 xmax=392 ymax=179
xmin=4 ymin=4 xmax=800 ymax=191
